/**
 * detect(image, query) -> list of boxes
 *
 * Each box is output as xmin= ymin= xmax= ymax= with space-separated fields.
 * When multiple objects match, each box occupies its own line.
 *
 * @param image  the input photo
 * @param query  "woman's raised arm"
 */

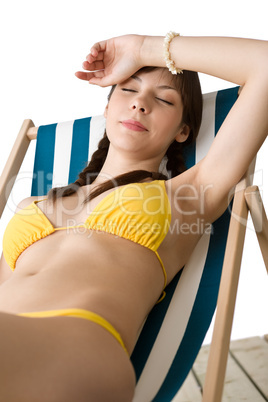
xmin=154 ymin=35 xmax=268 ymax=220
xmin=76 ymin=34 xmax=268 ymax=220
xmin=147 ymin=35 xmax=268 ymax=220
xmin=76 ymin=34 xmax=268 ymax=88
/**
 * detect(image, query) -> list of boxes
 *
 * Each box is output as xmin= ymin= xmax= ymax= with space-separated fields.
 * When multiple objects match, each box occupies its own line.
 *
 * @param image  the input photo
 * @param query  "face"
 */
xmin=104 ymin=68 xmax=190 ymax=162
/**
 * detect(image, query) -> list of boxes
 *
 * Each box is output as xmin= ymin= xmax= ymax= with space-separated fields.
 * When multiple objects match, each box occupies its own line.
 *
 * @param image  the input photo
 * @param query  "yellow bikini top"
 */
xmin=3 ymin=180 xmax=171 ymax=291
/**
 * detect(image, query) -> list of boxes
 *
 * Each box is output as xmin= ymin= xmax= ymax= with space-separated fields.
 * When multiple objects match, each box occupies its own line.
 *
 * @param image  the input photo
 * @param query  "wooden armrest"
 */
xmin=245 ymin=186 xmax=268 ymax=272
xmin=0 ymin=119 xmax=35 ymax=217
xmin=27 ymin=126 xmax=38 ymax=140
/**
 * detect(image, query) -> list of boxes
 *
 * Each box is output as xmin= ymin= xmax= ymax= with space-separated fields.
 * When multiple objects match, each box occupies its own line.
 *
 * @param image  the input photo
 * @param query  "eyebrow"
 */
xmin=157 ymin=85 xmax=177 ymax=91
xmin=129 ymin=75 xmax=177 ymax=91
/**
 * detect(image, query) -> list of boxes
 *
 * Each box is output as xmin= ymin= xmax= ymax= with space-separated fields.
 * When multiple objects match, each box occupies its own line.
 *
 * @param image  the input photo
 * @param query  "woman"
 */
xmin=0 ymin=33 xmax=267 ymax=402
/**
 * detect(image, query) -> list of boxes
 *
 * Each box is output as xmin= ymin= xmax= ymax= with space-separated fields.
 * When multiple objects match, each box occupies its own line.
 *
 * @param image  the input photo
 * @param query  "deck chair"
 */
xmin=0 ymin=86 xmax=267 ymax=402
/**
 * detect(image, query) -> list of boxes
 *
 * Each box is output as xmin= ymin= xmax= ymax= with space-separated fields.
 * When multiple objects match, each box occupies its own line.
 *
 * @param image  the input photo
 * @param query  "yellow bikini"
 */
xmin=19 ymin=308 xmax=128 ymax=355
xmin=3 ymin=180 xmax=171 ymax=354
xmin=3 ymin=180 xmax=171 ymax=276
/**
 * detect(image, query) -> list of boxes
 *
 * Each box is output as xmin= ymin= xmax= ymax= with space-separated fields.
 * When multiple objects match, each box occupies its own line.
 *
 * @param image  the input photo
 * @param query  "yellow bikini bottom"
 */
xmin=19 ymin=308 xmax=128 ymax=355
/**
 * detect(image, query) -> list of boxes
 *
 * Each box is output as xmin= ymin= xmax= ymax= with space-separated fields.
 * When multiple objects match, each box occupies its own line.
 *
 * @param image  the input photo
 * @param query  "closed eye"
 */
xmin=156 ymin=97 xmax=173 ymax=105
xmin=121 ymin=88 xmax=137 ymax=93
xmin=122 ymin=88 xmax=173 ymax=105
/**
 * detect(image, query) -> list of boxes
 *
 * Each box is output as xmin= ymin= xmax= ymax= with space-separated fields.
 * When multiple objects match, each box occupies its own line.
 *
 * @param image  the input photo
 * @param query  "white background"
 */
xmin=0 ymin=0 xmax=267 ymax=344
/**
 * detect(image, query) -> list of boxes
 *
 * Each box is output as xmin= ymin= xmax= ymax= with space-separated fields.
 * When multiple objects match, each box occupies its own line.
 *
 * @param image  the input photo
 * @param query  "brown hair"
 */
xmin=48 ymin=67 xmax=202 ymax=203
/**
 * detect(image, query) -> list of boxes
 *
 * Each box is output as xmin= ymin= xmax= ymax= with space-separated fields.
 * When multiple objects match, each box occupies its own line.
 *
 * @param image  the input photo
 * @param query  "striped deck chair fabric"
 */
xmin=31 ymin=86 xmax=239 ymax=402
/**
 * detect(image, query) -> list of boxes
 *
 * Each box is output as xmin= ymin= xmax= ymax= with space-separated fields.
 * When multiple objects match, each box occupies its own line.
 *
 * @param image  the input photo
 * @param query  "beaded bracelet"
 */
xmin=163 ymin=31 xmax=183 ymax=75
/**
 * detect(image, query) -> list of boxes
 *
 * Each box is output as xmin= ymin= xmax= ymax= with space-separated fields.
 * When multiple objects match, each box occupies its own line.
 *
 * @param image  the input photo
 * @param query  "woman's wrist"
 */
xmin=139 ymin=36 xmax=166 ymax=69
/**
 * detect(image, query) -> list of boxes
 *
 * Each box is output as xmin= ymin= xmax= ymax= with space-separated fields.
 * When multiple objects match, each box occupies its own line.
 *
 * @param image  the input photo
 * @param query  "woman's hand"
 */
xmin=75 ymin=34 xmax=146 ymax=87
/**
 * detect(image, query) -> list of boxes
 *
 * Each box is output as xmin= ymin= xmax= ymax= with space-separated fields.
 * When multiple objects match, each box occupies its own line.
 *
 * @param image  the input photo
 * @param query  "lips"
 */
xmin=121 ymin=119 xmax=148 ymax=132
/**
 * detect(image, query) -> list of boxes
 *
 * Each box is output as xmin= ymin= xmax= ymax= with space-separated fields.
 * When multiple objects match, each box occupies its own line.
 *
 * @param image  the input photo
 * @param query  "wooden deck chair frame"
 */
xmin=0 ymin=87 xmax=267 ymax=402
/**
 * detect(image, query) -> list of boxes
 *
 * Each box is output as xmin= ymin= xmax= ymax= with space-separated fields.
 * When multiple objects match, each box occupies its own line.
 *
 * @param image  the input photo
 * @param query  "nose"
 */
xmin=132 ymin=104 xmax=146 ymax=113
xmin=130 ymin=95 xmax=150 ymax=114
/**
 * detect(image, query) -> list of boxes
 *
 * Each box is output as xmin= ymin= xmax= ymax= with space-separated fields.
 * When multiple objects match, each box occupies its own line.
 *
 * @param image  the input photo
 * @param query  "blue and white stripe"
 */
xmin=31 ymin=116 xmax=105 ymax=196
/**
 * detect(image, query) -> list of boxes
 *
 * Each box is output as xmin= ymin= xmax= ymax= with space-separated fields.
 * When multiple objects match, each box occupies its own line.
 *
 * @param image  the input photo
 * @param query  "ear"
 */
xmin=174 ymin=124 xmax=190 ymax=143
xmin=104 ymin=104 xmax=109 ymax=118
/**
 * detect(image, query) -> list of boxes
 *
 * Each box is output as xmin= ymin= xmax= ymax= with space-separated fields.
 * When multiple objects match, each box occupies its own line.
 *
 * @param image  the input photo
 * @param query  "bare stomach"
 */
xmin=0 ymin=230 xmax=166 ymax=352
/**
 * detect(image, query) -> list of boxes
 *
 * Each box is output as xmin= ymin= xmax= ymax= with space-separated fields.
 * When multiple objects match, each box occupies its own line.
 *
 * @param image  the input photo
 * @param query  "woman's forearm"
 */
xmin=77 ymin=34 xmax=268 ymax=88
xmin=141 ymin=35 xmax=268 ymax=85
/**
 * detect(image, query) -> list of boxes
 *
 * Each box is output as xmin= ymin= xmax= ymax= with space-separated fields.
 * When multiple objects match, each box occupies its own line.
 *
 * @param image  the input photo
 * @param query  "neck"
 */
xmin=96 ymin=146 xmax=162 ymax=184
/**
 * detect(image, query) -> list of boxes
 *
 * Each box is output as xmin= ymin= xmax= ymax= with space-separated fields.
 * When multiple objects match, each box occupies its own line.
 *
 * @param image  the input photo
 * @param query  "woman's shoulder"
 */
xmin=15 ymin=195 xmax=46 ymax=213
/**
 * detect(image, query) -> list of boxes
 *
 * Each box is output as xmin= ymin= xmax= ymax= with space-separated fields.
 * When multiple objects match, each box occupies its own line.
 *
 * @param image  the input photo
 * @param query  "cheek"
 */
xmin=104 ymin=103 xmax=121 ymax=138
xmin=105 ymin=119 xmax=115 ymax=143
xmin=163 ymin=120 xmax=182 ymax=142
xmin=107 ymin=92 xmax=123 ymax=112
